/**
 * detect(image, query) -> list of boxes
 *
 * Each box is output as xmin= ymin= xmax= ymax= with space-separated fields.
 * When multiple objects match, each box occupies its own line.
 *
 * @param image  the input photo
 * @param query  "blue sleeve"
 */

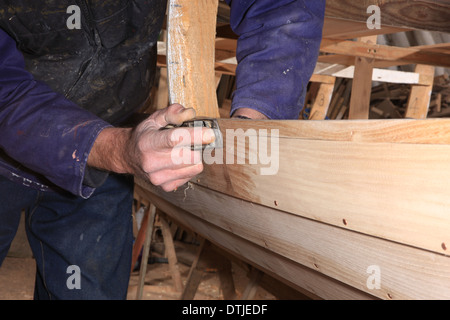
xmin=226 ymin=0 xmax=325 ymax=119
xmin=0 ymin=28 xmax=111 ymax=198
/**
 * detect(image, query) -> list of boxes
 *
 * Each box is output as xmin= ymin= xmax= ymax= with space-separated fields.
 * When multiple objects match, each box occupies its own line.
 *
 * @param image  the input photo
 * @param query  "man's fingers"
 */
xmin=131 ymin=104 xmax=214 ymax=192
xmin=166 ymin=105 xmax=196 ymax=126
xmin=152 ymin=104 xmax=196 ymax=128
xmin=148 ymin=163 xmax=203 ymax=188
xmin=168 ymin=127 xmax=216 ymax=149
xmin=160 ymin=178 xmax=192 ymax=192
xmin=141 ymin=148 xmax=202 ymax=173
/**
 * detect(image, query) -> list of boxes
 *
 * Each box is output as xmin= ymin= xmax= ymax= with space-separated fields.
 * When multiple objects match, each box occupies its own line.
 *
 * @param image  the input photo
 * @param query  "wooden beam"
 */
xmin=213 ymin=1 xmax=449 ymax=35
xmin=180 ymin=238 xmax=207 ymax=300
xmin=348 ymin=56 xmax=373 ymax=119
xmin=320 ymin=38 xmax=450 ymax=68
xmin=314 ymin=63 xmax=426 ymax=85
xmin=322 ymin=17 xmax=411 ymax=40
xmin=216 ymin=117 xmax=450 ymax=145
xmin=136 ymin=204 xmax=157 ymax=300
xmin=241 ymin=268 xmax=264 ymax=300
xmin=215 ymin=251 xmax=237 ymax=300
xmin=325 ymin=0 xmax=450 ymax=33
xmin=348 ymin=36 xmax=377 ymax=119
xmin=308 ymin=76 xmax=336 ymax=120
xmin=166 ymin=0 xmax=220 ymax=117
xmin=159 ymin=215 xmax=184 ymax=292
xmin=405 ymin=64 xmax=436 ymax=119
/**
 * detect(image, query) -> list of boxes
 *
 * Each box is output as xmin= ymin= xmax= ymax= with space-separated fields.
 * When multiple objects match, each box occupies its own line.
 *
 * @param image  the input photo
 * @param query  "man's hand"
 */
xmin=88 ymin=104 xmax=215 ymax=191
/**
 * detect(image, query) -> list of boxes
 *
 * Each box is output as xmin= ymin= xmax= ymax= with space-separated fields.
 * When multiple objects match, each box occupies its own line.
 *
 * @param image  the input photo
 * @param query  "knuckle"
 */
xmin=149 ymin=174 xmax=164 ymax=186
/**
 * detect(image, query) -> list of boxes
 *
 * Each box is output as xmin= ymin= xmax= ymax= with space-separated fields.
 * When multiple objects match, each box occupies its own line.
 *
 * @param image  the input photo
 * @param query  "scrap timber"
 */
xmin=134 ymin=0 xmax=450 ymax=300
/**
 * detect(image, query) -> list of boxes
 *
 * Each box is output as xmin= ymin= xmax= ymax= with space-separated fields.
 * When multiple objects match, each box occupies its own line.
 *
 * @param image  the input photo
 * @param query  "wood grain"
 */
xmin=348 ymin=36 xmax=377 ymax=120
xmin=136 ymin=181 xmax=450 ymax=300
xmin=325 ymin=0 xmax=450 ymax=33
xmin=195 ymin=119 xmax=450 ymax=255
xmin=309 ymin=77 xmax=336 ymax=120
xmin=135 ymin=183 xmax=376 ymax=300
xmin=405 ymin=64 xmax=435 ymax=119
xmin=166 ymin=0 xmax=220 ymax=118
xmin=320 ymin=38 xmax=450 ymax=68
xmin=216 ymin=118 xmax=450 ymax=144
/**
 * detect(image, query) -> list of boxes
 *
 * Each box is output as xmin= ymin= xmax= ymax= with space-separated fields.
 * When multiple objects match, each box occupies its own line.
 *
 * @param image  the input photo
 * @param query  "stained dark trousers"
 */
xmin=0 ymin=174 xmax=134 ymax=300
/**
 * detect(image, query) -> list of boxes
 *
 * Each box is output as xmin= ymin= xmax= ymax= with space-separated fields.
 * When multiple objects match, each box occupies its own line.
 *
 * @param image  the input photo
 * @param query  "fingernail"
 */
xmin=203 ymin=129 xmax=215 ymax=143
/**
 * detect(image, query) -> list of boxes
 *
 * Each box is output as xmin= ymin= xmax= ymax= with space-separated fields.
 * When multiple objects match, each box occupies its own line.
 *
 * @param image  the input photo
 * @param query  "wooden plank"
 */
xmin=215 ymin=252 xmax=237 ymax=300
xmin=314 ymin=63 xmax=423 ymax=85
xmin=405 ymin=64 xmax=436 ymax=119
xmin=193 ymin=118 xmax=450 ymax=255
xmin=160 ymin=215 xmax=184 ymax=292
xmin=241 ymin=268 xmax=263 ymax=300
xmin=158 ymin=41 xmax=237 ymax=76
xmin=323 ymin=17 xmax=411 ymax=40
xmin=135 ymin=183 xmax=375 ymax=300
xmin=308 ymin=77 xmax=336 ymax=120
xmin=166 ymin=0 xmax=220 ymax=118
xmin=131 ymin=207 xmax=148 ymax=273
xmin=136 ymin=204 xmax=157 ymax=300
xmin=320 ymin=38 xmax=450 ymax=68
xmin=348 ymin=36 xmax=377 ymax=119
xmin=216 ymin=118 xmax=450 ymax=145
xmin=325 ymin=0 xmax=450 ymax=33
xmin=131 ymin=193 xmax=151 ymax=273
xmin=180 ymin=238 xmax=207 ymax=300
xmin=136 ymin=182 xmax=450 ymax=300
xmin=412 ymin=42 xmax=450 ymax=55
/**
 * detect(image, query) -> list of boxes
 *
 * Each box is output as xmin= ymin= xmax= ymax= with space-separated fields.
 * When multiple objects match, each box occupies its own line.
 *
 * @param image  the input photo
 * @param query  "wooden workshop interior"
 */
xmin=2 ymin=0 xmax=450 ymax=300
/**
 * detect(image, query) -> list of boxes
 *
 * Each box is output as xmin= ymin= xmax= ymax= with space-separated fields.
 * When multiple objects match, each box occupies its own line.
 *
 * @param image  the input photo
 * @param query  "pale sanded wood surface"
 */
xmin=194 ymin=119 xmax=450 ymax=256
xmin=134 ymin=182 xmax=375 ymax=300
xmin=135 ymin=117 xmax=450 ymax=299
xmin=136 ymin=180 xmax=450 ymax=300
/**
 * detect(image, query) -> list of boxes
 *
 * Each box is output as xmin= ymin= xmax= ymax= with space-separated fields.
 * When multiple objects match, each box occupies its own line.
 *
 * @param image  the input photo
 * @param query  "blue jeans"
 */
xmin=0 ymin=174 xmax=134 ymax=300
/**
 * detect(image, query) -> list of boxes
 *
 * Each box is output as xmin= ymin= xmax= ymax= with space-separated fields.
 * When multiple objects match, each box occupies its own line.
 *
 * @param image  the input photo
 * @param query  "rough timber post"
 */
xmin=166 ymin=0 xmax=220 ymax=118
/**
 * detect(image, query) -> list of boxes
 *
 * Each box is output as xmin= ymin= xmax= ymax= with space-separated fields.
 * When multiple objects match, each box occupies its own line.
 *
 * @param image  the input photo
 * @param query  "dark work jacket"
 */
xmin=0 ymin=0 xmax=166 ymax=124
xmin=0 ymin=0 xmax=325 ymax=198
xmin=0 ymin=0 xmax=166 ymax=197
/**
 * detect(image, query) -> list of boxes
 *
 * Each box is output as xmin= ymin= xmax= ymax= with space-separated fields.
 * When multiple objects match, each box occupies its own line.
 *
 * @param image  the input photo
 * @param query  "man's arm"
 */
xmin=226 ymin=0 xmax=326 ymax=120
xmin=0 ymin=29 xmax=212 ymax=197
xmin=0 ymin=28 xmax=112 ymax=198
xmin=88 ymin=104 xmax=215 ymax=192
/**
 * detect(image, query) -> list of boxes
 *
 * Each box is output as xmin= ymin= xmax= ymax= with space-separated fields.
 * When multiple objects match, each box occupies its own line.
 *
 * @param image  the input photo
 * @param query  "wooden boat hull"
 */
xmin=136 ymin=118 xmax=450 ymax=300
xmin=144 ymin=0 xmax=450 ymax=300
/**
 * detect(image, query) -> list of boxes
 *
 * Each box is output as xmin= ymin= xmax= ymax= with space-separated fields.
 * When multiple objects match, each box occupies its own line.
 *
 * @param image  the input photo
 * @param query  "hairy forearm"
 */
xmin=87 ymin=127 xmax=134 ymax=175
xmin=86 ymin=104 xmax=215 ymax=192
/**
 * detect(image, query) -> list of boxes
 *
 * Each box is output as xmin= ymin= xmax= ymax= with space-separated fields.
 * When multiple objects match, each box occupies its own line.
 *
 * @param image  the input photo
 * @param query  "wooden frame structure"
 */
xmin=134 ymin=0 xmax=450 ymax=300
